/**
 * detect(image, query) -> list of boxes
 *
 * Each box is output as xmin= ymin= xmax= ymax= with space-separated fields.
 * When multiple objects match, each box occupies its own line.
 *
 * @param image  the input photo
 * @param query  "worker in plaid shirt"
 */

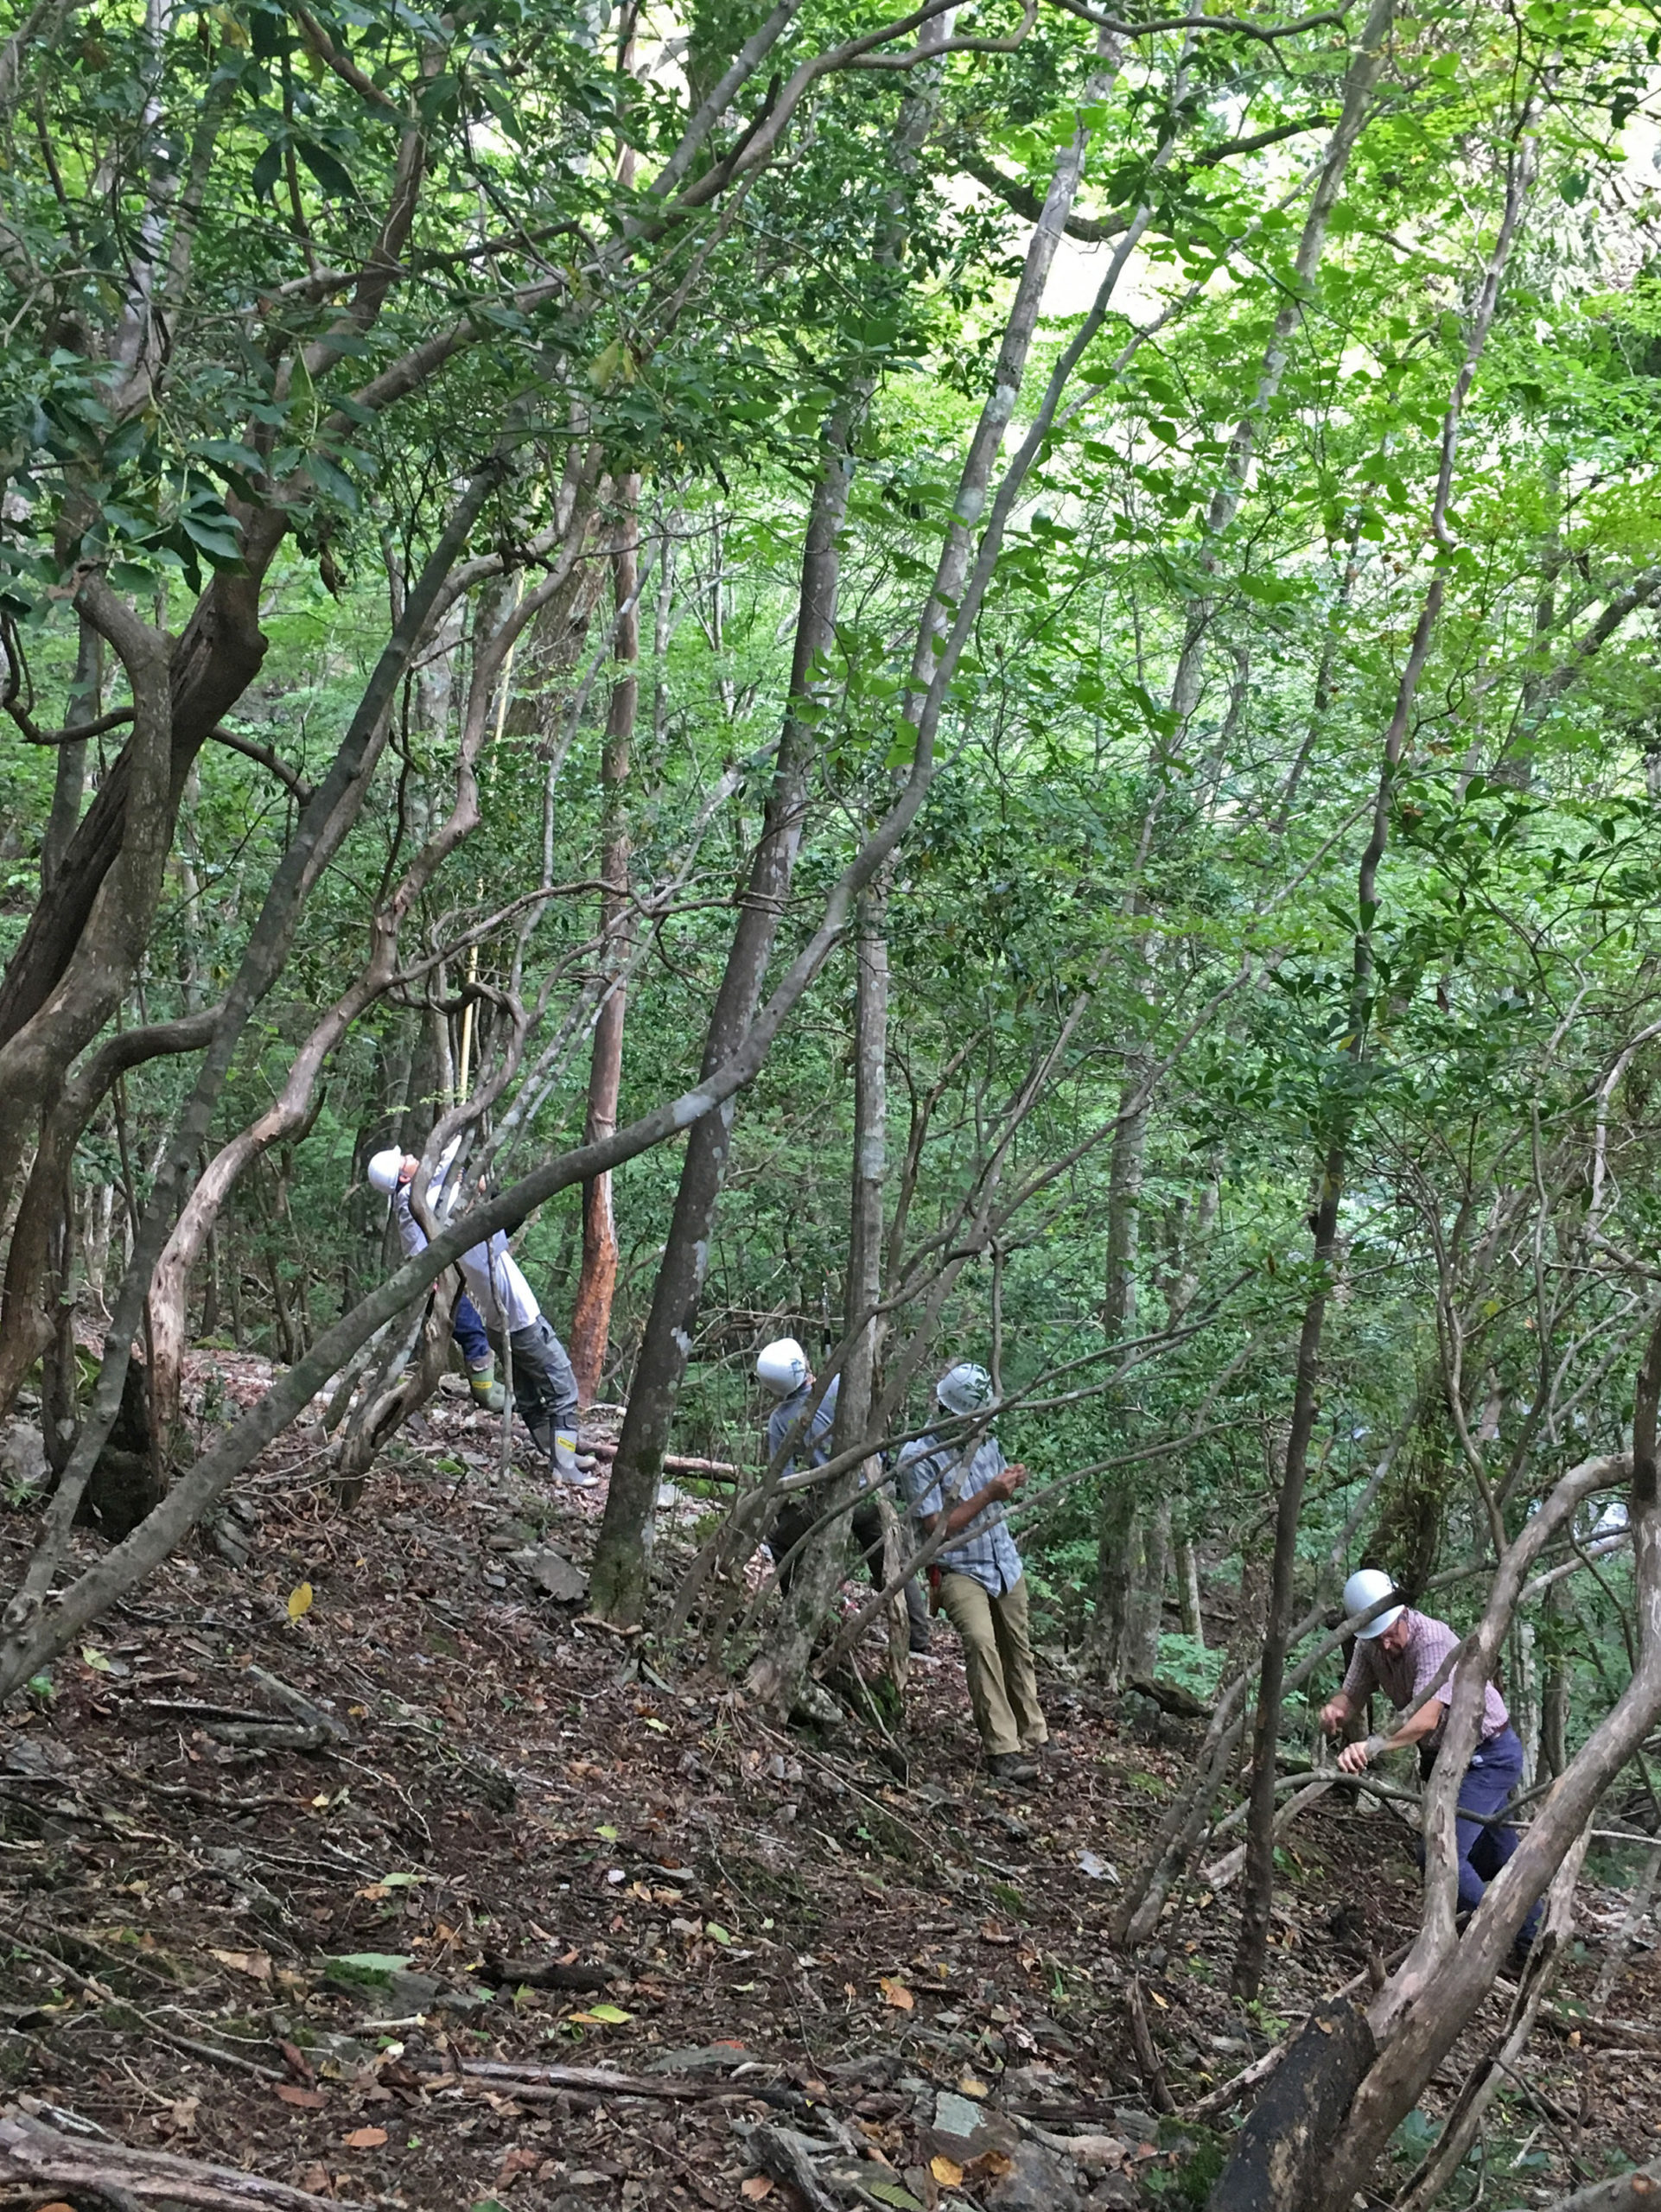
xmin=1321 ymin=1568 xmax=1540 ymax=1959
xmin=898 ymin=1362 xmax=1047 ymax=1785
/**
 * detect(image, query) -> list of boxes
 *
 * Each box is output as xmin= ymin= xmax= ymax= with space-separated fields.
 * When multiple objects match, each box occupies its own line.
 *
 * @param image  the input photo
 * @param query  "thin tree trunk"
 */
xmin=589 ymin=22 xmax=1109 ymax=1628
xmin=586 ymin=409 xmax=861 ymax=1625
xmin=1232 ymin=1141 xmax=1345 ymax=1999
xmin=570 ymin=476 xmax=640 ymax=1406
xmin=750 ymin=872 xmax=891 ymax=1711
xmin=1092 ymin=1055 xmax=1155 ymax=1684
xmin=1231 ymin=130 xmax=1535 ymax=2003
xmin=1091 ymin=0 xmax=1396 ymax=1682
xmin=1542 ymin=1578 xmax=1570 ymax=1777
xmin=1178 ymin=1535 xmax=1204 ymax=1644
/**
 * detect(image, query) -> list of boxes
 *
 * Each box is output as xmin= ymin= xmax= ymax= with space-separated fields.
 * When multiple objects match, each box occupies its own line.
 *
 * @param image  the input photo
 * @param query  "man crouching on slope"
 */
xmin=367 ymin=1148 xmax=593 ymax=1488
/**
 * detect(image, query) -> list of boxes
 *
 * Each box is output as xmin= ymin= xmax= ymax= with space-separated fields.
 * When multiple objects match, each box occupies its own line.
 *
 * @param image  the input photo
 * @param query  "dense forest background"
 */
xmin=6 ymin=0 xmax=1661 ymax=2198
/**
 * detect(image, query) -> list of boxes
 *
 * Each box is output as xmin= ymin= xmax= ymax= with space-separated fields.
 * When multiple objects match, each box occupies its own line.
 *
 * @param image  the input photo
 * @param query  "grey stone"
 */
xmin=3 ymin=1736 xmax=74 ymax=1778
xmin=507 ymin=1546 xmax=588 ymax=1603
xmin=434 ymin=1980 xmax=491 ymax=2014
xmin=489 ymin=1519 xmax=538 ymax=1552
xmin=1113 ymin=2108 xmax=1161 ymax=2145
xmin=989 ymin=2140 xmax=1081 ymax=2212
xmin=386 ymin=1970 xmax=443 ymax=2011
xmin=645 ymin=2044 xmax=752 ymax=2075
xmin=1 ymin=1422 xmax=48 ymax=1494
xmin=1088 ymin=2174 xmax=1141 ymax=2209
xmin=934 ymin=2091 xmax=986 ymax=2139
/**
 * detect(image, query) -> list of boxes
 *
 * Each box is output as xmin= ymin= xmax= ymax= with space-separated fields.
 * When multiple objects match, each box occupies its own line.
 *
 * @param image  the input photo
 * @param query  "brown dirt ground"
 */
xmin=1 ymin=1357 xmax=1657 ymax=2211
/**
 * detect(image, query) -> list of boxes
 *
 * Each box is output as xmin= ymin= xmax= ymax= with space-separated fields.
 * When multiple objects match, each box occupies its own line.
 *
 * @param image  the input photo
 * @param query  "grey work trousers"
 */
xmin=487 ymin=1314 xmax=580 ymax=1457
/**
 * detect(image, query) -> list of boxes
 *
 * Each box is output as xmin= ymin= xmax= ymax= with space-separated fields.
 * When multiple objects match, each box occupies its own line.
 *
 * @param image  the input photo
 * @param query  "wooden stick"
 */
xmin=1126 ymin=1975 xmax=1176 ymax=2114
xmin=0 ymin=2109 xmax=365 ymax=2210
xmin=582 ymin=1441 xmax=745 ymax=1478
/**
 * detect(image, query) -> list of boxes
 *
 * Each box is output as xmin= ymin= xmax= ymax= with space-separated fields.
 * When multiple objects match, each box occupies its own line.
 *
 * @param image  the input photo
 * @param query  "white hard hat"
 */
xmin=937 ymin=1363 xmax=993 ymax=1416
xmin=756 ymin=1338 xmax=810 ymax=1396
xmin=1343 ymin=1567 xmax=1403 ymax=1640
xmin=366 ymin=1148 xmax=406 ymax=1196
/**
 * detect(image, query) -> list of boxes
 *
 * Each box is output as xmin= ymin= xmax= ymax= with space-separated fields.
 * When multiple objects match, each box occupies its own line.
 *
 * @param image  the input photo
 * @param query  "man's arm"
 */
xmin=1336 ymin=1693 xmax=1442 ymax=1773
xmin=915 ymin=1463 xmax=1027 ymax=1542
xmin=1318 ymin=1688 xmax=1356 ymax=1734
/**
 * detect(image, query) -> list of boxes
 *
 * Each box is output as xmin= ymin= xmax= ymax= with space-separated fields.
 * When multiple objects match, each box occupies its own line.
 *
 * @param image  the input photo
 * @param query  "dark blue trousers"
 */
xmin=1422 ymin=1724 xmax=1539 ymax=1939
xmin=452 ymin=1292 xmax=492 ymax=1370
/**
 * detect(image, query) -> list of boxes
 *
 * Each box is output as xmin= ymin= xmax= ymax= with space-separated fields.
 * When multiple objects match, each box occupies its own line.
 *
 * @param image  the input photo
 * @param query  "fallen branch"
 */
xmin=583 ymin=1441 xmax=745 ymax=1479
xmin=1530 ymin=2154 xmax=1661 ymax=2212
xmin=0 ymin=2107 xmax=363 ymax=2210
xmin=457 ymin=2058 xmax=805 ymax=2108
xmin=1200 ymin=1777 xmax=1333 ymax=1890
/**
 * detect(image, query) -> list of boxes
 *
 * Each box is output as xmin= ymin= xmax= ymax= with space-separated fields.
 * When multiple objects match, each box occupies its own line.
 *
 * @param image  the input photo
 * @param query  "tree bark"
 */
xmin=570 ymin=476 xmax=640 ymax=1406
xmin=1205 ymin=2005 xmax=1376 ymax=2212
xmin=41 ymin=619 xmax=99 ymax=891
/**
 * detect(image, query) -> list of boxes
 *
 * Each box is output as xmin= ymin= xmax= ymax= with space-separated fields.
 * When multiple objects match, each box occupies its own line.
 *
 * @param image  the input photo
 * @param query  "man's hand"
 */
xmin=1337 ymin=1738 xmax=1375 ymax=1775
xmin=1318 ymin=1696 xmax=1349 ymax=1737
xmin=985 ymin=1463 xmax=1028 ymax=1503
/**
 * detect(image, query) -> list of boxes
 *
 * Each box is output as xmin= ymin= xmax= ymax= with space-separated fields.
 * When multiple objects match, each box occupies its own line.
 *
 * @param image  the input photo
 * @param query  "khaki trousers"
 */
xmin=939 ymin=1570 xmax=1047 ymax=1758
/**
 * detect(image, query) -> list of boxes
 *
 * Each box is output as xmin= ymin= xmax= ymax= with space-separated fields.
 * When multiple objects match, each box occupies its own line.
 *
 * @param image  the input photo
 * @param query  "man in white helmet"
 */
xmin=1320 ymin=1567 xmax=1539 ymax=1952
xmin=754 ymin=1338 xmax=930 ymax=1655
xmin=366 ymin=1149 xmax=590 ymax=1486
xmin=897 ymin=1362 xmax=1046 ymax=1783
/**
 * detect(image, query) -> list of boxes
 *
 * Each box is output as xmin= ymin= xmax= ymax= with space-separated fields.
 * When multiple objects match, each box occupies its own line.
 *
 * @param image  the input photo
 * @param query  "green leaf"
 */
xmin=304 ymin=453 xmax=360 ymax=512
xmin=296 ymin=138 xmax=358 ymax=202
xmin=251 ymin=139 xmax=285 ymax=203
xmin=866 ymin=2188 xmax=925 ymax=2211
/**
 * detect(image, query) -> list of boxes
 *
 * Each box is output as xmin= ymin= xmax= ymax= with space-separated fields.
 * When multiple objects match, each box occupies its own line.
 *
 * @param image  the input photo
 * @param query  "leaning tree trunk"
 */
xmin=569 ymin=475 xmax=640 ymax=1406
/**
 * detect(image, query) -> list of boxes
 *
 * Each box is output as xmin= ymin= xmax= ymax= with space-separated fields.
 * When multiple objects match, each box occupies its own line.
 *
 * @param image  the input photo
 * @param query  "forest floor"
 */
xmin=1 ymin=1357 xmax=1658 ymax=2212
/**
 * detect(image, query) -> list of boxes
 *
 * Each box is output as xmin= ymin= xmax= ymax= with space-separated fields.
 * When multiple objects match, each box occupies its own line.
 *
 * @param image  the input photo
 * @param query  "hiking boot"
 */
xmin=986 ymin=1753 xmax=1040 ymax=1785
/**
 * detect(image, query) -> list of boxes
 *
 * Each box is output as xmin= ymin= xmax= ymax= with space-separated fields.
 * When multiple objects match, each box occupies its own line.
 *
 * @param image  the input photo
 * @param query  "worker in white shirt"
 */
xmin=366 ymin=1149 xmax=591 ymax=1487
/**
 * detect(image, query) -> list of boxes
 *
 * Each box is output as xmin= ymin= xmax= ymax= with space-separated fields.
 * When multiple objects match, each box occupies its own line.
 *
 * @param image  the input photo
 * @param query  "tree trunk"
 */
xmin=1092 ymin=0 xmax=1396 ymax=1688
xmin=589 ymin=20 xmax=1108 ymax=1625
xmin=1091 ymin=1066 xmax=1151 ymax=1684
xmin=1231 ymin=118 xmax=1531 ymax=2003
xmin=570 ymin=476 xmax=640 ymax=1407
xmin=586 ymin=412 xmax=860 ymax=1627
xmin=1178 ymin=1535 xmax=1205 ymax=1644
xmin=750 ymin=873 xmax=891 ymax=1712
xmin=1206 ymin=2005 xmax=1376 ymax=2212
xmin=1233 ymin=1141 xmax=1345 ymax=2000
xmin=1542 ymin=1577 xmax=1570 ymax=1777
